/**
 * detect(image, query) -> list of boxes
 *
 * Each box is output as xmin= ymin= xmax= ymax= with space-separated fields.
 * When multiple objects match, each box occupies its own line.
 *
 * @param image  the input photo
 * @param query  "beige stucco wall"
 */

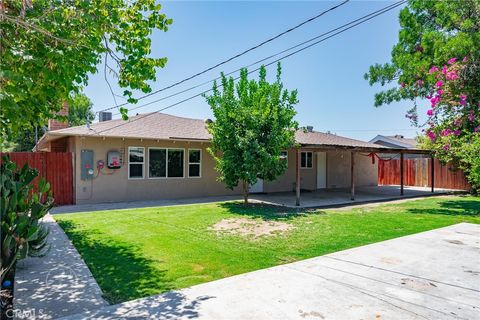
xmin=70 ymin=136 xmax=241 ymax=204
xmin=263 ymin=150 xmax=378 ymax=192
xmin=67 ymin=137 xmax=378 ymax=204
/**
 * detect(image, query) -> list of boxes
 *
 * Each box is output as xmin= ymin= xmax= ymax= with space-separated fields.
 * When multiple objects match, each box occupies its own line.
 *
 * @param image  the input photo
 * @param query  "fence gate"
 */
xmin=1 ymin=152 xmax=74 ymax=205
xmin=378 ymin=158 xmax=470 ymax=191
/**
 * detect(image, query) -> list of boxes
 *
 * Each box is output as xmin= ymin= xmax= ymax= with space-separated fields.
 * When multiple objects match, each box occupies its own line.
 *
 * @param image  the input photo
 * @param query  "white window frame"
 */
xmin=301 ymin=151 xmax=313 ymax=169
xmin=280 ymin=150 xmax=288 ymax=165
xmin=128 ymin=147 xmax=145 ymax=179
xmin=147 ymin=147 xmax=185 ymax=179
xmin=188 ymin=149 xmax=202 ymax=178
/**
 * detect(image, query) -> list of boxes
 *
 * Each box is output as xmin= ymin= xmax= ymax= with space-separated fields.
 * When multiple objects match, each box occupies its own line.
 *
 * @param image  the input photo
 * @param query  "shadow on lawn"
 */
xmin=58 ymin=220 xmax=173 ymax=304
xmin=407 ymin=199 xmax=480 ymax=216
xmin=219 ymin=202 xmax=323 ymax=221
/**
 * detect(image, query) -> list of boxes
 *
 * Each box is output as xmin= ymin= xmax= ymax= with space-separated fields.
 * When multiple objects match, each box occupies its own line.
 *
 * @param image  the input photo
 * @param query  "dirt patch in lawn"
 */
xmin=210 ymin=218 xmax=293 ymax=239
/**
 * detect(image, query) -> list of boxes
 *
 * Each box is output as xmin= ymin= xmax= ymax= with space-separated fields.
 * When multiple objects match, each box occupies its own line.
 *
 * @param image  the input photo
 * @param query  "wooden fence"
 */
xmin=1 ymin=152 xmax=74 ymax=205
xmin=378 ymin=158 xmax=470 ymax=191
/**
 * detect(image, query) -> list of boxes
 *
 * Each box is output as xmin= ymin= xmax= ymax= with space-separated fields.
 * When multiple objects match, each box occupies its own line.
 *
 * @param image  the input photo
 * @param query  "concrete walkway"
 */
xmin=14 ymin=214 xmax=107 ymax=319
xmin=61 ymin=223 xmax=480 ymax=320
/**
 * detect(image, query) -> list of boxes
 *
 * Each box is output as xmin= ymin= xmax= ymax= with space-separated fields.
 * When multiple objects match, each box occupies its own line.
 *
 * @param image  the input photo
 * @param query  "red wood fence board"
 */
xmin=1 ymin=152 xmax=74 ymax=205
xmin=378 ymin=158 xmax=470 ymax=191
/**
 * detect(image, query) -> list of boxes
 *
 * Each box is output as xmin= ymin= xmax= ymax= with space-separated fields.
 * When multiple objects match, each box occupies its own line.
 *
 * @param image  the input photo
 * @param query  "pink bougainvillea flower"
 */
xmin=437 ymin=89 xmax=444 ymax=96
xmin=401 ymin=82 xmax=406 ymax=88
xmin=442 ymin=65 xmax=448 ymax=74
xmin=447 ymin=57 xmax=457 ymax=64
xmin=436 ymin=80 xmax=443 ymax=87
xmin=429 ymin=66 xmax=439 ymax=74
xmin=427 ymin=109 xmax=433 ymax=116
xmin=468 ymin=111 xmax=475 ymax=122
xmin=462 ymin=56 xmax=468 ymax=62
xmin=417 ymin=80 xmax=424 ymax=87
xmin=443 ymin=145 xmax=450 ymax=151
xmin=430 ymin=96 xmax=441 ymax=107
xmin=454 ymin=130 xmax=461 ymax=136
xmin=446 ymin=71 xmax=458 ymax=81
xmin=475 ymin=125 xmax=480 ymax=132
xmin=427 ymin=131 xmax=436 ymax=141
xmin=441 ymin=129 xmax=451 ymax=136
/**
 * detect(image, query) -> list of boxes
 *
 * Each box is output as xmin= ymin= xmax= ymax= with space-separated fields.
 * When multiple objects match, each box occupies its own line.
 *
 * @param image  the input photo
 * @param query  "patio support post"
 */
xmin=296 ymin=148 xmax=301 ymax=206
xmin=350 ymin=151 xmax=355 ymax=200
xmin=400 ymin=152 xmax=404 ymax=196
xmin=431 ymin=155 xmax=435 ymax=193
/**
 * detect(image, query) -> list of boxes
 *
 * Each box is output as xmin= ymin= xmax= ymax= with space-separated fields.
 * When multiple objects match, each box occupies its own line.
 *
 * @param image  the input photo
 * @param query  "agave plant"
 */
xmin=0 ymin=156 xmax=54 ymax=283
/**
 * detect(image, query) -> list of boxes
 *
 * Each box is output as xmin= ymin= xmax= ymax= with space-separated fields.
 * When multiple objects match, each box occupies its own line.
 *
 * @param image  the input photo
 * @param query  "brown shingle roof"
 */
xmin=48 ymin=113 xmax=211 ymax=141
xmin=295 ymin=130 xmax=382 ymax=149
xmin=42 ymin=112 xmax=388 ymax=149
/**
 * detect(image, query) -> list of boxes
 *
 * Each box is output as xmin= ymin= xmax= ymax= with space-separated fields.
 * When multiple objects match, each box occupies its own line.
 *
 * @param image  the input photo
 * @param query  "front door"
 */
xmin=317 ymin=152 xmax=327 ymax=189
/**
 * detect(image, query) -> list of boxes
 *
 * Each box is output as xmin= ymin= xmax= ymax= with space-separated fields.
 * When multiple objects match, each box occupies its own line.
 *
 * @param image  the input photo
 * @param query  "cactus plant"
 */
xmin=0 ymin=156 xmax=54 ymax=283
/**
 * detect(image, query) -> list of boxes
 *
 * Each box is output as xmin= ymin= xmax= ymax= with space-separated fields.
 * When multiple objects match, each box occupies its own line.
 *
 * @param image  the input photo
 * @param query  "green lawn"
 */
xmin=56 ymin=195 xmax=480 ymax=304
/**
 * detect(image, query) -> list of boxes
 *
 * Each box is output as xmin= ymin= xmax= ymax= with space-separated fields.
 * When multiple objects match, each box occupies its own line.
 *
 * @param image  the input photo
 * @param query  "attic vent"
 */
xmin=306 ymin=125 xmax=314 ymax=133
xmin=99 ymin=111 xmax=112 ymax=122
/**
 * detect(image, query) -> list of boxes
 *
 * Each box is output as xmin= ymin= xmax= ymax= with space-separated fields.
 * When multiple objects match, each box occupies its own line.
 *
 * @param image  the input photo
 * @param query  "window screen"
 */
xmin=188 ymin=149 xmax=201 ymax=177
xmin=301 ymin=151 xmax=313 ymax=168
xmin=168 ymin=149 xmax=184 ymax=178
xmin=149 ymin=149 xmax=167 ymax=178
xmin=129 ymin=147 xmax=144 ymax=178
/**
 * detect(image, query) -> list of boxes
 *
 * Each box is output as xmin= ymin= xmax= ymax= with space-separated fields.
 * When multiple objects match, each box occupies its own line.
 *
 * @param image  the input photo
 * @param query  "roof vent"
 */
xmin=306 ymin=125 xmax=314 ymax=133
xmin=394 ymin=134 xmax=404 ymax=139
xmin=205 ymin=118 xmax=213 ymax=125
xmin=99 ymin=111 xmax=112 ymax=122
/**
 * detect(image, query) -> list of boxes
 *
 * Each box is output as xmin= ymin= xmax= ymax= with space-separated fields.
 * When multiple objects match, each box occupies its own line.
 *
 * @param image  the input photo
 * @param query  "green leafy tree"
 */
xmin=0 ymin=93 xmax=95 ymax=151
xmin=67 ymin=93 xmax=95 ymax=127
xmin=205 ymin=64 xmax=299 ymax=204
xmin=364 ymin=0 xmax=480 ymax=191
xmin=0 ymin=0 xmax=172 ymax=141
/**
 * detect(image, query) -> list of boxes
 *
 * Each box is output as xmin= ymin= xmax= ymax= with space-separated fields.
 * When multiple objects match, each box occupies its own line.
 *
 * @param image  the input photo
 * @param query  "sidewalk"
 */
xmin=13 ymin=214 xmax=107 ymax=319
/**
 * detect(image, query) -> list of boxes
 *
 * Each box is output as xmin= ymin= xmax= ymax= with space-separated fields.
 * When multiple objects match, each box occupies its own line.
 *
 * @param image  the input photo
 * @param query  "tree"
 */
xmin=364 ymin=0 xmax=480 ymax=191
xmin=0 ymin=93 xmax=95 ymax=151
xmin=67 ymin=93 xmax=95 ymax=127
xmin=0 ymin=0 xmax=173 ymax=142
xmin=205 ymin=64 xmax=299 ymax=204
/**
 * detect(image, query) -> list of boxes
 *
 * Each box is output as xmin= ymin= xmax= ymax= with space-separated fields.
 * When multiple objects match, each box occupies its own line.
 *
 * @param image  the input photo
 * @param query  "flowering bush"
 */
xmin=402 ymin=57 xmax=480 ymax=191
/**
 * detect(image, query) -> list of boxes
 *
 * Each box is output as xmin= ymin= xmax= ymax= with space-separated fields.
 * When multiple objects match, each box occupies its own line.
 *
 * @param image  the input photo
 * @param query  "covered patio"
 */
xmin=250 ymin=185 xmax=461 ymax=209
xmin=284 ymin=131 xmax=441 ymax=207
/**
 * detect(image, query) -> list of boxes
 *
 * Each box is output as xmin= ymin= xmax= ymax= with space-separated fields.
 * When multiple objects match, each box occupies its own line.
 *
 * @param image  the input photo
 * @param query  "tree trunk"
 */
xmin=242 ymin=180 xmax=249 ymax=205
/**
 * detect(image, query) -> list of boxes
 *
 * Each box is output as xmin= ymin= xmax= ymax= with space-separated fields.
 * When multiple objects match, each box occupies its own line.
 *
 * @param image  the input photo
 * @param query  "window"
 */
xmin=188 ymin=149 xmax=201 ymax=178
xmin=301 ymin=151 xmax=313 ymax=169
xmin=149 ymin=148 xmax=166 ymax=178
xmin=167 ymin=149 xmax=184 ymax=178
xmin=280 ymin=150 xmax=288 ymax=163
xmin=128 ymin=147 xmax=144 ymax=179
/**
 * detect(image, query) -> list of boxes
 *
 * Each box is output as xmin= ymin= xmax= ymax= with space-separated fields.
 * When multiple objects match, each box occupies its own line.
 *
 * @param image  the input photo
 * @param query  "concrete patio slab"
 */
xmin=13 ymin=214 xmax=107 ymax=320
xmin=61 ymin=223 xmax=480 ymax=320
xmin=250 ymin=185 xmax=464 ymax=208
xmin=51 ymin=185 xmax=461 ymax=214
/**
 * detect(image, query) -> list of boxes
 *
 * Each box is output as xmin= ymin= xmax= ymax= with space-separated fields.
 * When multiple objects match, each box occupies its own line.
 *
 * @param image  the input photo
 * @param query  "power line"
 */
xmin=97 ymin=0 xmax=350 ymax=113
xmin=95 ymin=0 xmax=407 ymax=135
xmin=114 ymin=0 xmax=406 ymax=116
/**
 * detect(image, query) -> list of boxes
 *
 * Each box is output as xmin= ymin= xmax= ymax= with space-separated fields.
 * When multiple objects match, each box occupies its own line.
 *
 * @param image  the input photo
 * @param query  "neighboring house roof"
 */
xmin=35 ymin=112 xmax=404 ymax=152
xmin=369 ymin=134 xmax=419 ymax=149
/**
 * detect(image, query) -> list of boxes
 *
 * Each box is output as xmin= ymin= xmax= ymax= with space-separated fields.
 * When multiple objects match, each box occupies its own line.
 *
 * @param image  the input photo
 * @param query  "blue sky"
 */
xmin=84 ymin=0 xmax=427 ymax=141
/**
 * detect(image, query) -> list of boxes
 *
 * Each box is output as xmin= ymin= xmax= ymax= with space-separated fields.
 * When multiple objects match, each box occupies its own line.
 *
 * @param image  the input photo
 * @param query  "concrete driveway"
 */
xmin=62 ymin=223 xmax=480 ymax=320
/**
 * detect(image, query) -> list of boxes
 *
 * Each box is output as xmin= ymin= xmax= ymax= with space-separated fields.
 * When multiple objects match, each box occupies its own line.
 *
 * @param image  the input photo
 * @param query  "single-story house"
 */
xmin=35 ymin=112 xmax=430 ymax=205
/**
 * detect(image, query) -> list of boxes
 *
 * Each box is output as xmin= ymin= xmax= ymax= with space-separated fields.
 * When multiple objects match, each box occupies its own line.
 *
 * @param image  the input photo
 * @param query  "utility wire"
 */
xmin=94 ymin=0 xmax=407 ymax=135
xmin=96 ymin=0 xmax=350 ymax=113
xmin=113 ymin=0 xmax=406 ymax=116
